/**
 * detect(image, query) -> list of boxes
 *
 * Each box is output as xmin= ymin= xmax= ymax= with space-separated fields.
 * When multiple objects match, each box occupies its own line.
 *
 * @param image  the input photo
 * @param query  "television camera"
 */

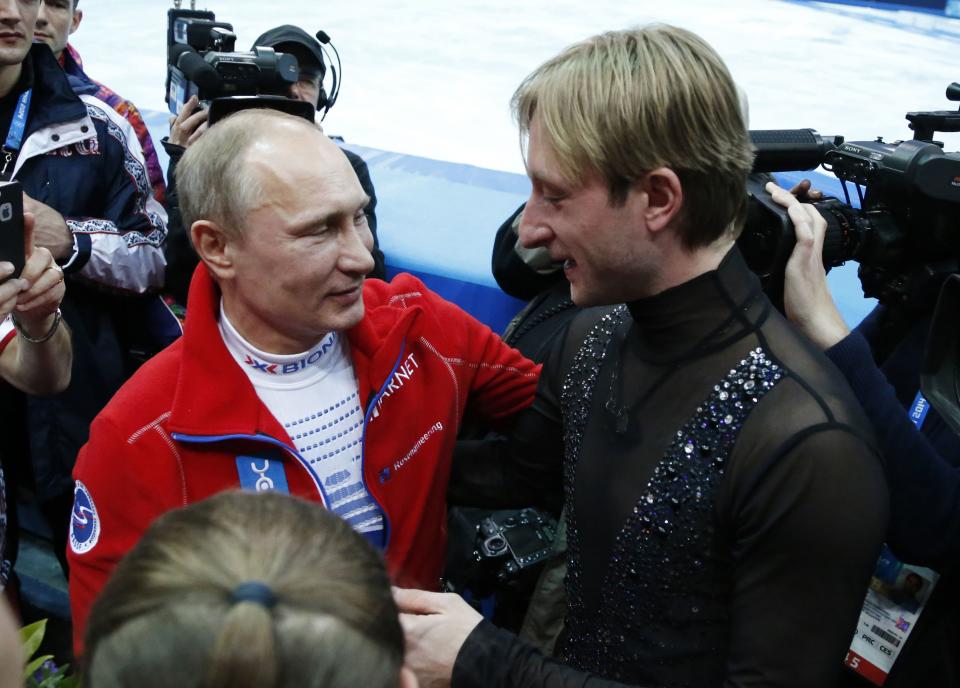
xmin=164 ymin=4 xmax=340 ymax=124
xmin=738 ymin=83 xmax=960 ymax=314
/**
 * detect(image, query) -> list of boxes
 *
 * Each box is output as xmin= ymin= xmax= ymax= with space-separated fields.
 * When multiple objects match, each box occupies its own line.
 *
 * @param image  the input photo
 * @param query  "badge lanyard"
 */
xmin=1 ymin=88 xmax=32 ymax=180
xmin=908 ymin=391 xmax=930 ymax=430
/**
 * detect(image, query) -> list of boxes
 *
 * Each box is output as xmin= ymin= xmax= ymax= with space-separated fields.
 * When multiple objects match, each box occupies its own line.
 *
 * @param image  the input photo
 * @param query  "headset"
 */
xmin=314 ymin=30 xmax=342 ymax=120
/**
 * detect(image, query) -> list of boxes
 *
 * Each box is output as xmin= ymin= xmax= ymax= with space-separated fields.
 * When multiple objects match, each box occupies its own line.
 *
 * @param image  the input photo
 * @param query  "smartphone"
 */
xmin=0 ymin=181 xmax=24 ymax=280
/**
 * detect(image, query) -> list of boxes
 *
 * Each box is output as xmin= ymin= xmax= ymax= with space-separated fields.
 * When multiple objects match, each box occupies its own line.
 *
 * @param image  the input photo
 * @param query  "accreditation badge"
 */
xmin=845 ymin=544 xmax=939 ymax=685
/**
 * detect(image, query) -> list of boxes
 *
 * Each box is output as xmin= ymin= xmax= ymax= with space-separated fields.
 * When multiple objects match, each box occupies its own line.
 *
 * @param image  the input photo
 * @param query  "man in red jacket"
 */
xmin=67 ymin=108 xmax=539 ymax=654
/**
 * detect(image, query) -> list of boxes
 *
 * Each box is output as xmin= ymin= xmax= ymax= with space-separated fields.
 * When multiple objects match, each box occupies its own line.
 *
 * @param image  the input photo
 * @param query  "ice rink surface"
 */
xmin=72 ymin=1 xmax=959 ymax=173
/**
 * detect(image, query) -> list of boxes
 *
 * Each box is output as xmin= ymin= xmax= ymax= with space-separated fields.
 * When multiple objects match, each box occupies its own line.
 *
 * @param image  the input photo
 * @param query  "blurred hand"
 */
xmin=23 ymin=194 xmax=72 ymax=261
xmin=394 ymin=587 xmax=483 ymax=688
xmin=767 ymin=182 xmax=849 ymax=350
xmin=169 ymin=95 xmax=209 ymax=148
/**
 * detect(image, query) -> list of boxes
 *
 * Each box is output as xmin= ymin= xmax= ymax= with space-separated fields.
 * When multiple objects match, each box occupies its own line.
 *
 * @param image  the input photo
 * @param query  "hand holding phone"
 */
xmin=14 ymin=211 xmax=66 ymax=336
xmin=0 ymin=180 xmax=25 ymax=280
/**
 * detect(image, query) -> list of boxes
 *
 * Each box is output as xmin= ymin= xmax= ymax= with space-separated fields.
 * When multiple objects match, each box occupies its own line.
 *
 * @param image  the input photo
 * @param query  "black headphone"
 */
xmin=314 ymin=30 xmax=341 ymax=120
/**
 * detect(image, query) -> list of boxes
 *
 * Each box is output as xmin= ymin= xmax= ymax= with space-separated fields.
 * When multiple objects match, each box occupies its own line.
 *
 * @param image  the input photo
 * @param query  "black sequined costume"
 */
xmin=453 ymin=248 xmax=889 ymax=688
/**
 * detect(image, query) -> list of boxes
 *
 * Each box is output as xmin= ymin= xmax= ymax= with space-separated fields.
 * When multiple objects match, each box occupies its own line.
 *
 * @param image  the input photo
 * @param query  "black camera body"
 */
xmin=165 ymin=9 xmax=299 ymax=116
xmin=739 ymin=83 xmax=960 ymax=311
xmin=472 ymin=508 xmax=558 ymax=590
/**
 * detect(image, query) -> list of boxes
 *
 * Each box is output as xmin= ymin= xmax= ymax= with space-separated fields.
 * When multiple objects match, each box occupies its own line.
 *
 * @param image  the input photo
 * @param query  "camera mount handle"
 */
xmin=906 ymin=82 xmax=960 ymax=142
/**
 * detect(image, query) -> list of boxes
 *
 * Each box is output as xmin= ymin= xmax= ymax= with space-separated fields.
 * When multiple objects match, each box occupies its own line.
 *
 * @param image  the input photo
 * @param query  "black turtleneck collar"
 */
xmin=626 ymin=245 xmax=768 ymax=364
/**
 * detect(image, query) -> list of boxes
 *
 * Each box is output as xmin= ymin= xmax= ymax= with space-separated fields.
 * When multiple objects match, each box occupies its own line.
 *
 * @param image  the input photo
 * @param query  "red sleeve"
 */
xmin=0 ymin=316 xmax=16 ymax=354
xmin=417 ymin=284 xmax=541 ymax=426
xmin=68 ymin=412 xmax=186 ymax=657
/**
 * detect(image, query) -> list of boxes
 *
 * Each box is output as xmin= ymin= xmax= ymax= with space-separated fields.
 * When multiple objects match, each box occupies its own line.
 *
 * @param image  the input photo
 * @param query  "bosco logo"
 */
xmin=69 ymin=480 xmax=100 ymax=555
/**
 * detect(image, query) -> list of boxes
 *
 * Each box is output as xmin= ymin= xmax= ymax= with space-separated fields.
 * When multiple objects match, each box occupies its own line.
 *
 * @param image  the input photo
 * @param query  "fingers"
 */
xmin=765 ymin=181 xmax=799 ymax=209
xmin=24 ymin=211 xmax=34 ymax=258
xmin=766 ymin=181 xmax=827 ymax=248
xmin=788 ymin=179 xmax=811 ymax=198
xmin=393 ymin=587 xmax=451 ymax=615
xmin=187 ymin=120 xmax=209 ymax=146
xmin=171 ymin=95 xmax=198 ymax=127
xmin=787 ymin=178 xmax=824 ymax=202
xmin=17 ymin=248 xmax=64 ymax=312
xmin=170 ymin=96 xmax=208 ymax=147
xmin=0 ymin=264 xmax=27 ymax=317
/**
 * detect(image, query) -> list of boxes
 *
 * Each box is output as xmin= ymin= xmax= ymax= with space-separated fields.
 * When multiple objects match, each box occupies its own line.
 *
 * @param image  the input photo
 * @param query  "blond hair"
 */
xmin=176 ymin=109 xmax=321 ymax=237
xmin=82 ymin=491 xmax=403 ymax=688
xmin=512 ymin=24 xmax=754 ymax=247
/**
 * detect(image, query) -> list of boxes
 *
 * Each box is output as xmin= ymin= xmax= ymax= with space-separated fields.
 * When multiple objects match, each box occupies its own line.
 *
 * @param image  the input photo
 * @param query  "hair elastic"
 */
xmin=230 ymin=581 xmax=277 ymax=608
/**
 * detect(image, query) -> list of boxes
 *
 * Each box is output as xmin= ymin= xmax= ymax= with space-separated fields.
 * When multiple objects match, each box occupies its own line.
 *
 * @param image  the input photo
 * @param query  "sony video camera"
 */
xmin=165 ymin=7 xmax=307 ymax=122
xmin=738 ymin=83 xmax=960 ymax=311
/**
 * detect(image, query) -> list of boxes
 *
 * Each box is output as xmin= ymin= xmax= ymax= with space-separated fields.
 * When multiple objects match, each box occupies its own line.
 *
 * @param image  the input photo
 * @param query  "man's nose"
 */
xmin=518 ymin=207 xmax=552 ymax=249
xmin=0 ymin=2 xmax=22 ymax=23
xmin=341 ymin=224 xmax=376 ymax=275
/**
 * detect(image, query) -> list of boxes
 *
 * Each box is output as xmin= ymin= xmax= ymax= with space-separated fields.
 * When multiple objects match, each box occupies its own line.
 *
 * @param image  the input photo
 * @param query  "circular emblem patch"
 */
xmin=69 ymin=481 xmax=100 ymax=555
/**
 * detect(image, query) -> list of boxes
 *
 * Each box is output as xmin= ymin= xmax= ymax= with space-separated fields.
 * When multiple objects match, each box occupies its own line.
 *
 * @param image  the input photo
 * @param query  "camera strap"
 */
xmin=1 ymin=88 xmax=32 ymax=181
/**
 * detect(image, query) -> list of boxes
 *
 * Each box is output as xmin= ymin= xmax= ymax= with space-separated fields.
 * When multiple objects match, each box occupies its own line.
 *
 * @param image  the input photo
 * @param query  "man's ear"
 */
xmin=639 ymin=167 xmax=683 ymax=235
xmin=70 ymin=9 xmax=83 ymax=35
xmin=190 ymin=220 xmax=236 ymax=281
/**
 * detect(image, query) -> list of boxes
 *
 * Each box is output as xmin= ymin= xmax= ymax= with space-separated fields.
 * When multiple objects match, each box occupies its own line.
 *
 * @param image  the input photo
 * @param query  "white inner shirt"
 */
xmin=219 ymin=305 xmax=384 ymax=539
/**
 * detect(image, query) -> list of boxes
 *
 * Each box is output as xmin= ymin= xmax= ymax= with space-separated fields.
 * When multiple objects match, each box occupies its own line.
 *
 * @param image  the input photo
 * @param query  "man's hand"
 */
xmin=767 ymin=181 xmax=850 ymax=350
xmin=22 ymin=194 xmax=73 ymax=261
xmin=14 ymin=213 xmax=66 ymax=338
xmin=394 ymin=587 xmax=484 ymax=688
xmin=0 ymin=263 xmax=28 ymax=322
xmin=788 ymin=178 xmax=824 ymax=203
xmin=169 ymin=95 xmax=209 ymax=148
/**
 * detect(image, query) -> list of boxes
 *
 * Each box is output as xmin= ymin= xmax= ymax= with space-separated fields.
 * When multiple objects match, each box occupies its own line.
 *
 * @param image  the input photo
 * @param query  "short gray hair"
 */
xmin=176 ymin=109 xmax=320 ymax=237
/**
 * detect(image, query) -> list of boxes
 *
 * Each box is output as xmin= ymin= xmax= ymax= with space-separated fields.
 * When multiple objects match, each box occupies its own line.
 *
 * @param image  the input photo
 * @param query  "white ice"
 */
xmin=71 ymin=1 xmax=960 ymax=174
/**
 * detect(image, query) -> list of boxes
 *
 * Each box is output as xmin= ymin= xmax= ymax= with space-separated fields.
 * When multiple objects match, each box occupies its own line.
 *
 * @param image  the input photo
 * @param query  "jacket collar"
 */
xmin=23 ymin=43 xmax=88 ymax=136
xmin=167 ymin=264 xmax=423 ymax=439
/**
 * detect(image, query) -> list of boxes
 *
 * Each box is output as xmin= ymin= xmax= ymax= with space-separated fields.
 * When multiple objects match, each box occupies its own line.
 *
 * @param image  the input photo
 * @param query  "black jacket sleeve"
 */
xmin=454 ymin=621 xmax=641 ymax=688
xmin=826 ymin=330 xmax=960 ymax=569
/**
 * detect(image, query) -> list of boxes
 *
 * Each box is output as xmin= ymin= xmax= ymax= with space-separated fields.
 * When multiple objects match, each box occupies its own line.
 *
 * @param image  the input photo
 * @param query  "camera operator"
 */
xmin=162 ymin=24 xmax=386 ymax=307
xmin=771 ymin=181 xmax=959 ymax=687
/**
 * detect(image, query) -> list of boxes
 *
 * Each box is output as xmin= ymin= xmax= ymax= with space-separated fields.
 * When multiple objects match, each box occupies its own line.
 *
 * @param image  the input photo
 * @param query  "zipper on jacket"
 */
xmin=360 ymin=341 xmax=407 ymax=552
xmin=170 ymin=431 xmax=332 ymax=509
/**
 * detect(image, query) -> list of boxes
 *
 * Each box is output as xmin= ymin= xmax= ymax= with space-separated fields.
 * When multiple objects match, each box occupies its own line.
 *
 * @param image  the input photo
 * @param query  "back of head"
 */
xmin=176 ymin=108 xmax=323 ymax=237
xmin=82 ymin=491 xmax=403 ymax=688
xmin=512 ymin=24 xmax=754 ymax=248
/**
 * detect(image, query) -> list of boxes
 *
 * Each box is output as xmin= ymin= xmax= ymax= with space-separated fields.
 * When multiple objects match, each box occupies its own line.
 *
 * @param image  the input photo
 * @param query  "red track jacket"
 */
xmin=68 ymin=266 xmax=539 ymax=654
